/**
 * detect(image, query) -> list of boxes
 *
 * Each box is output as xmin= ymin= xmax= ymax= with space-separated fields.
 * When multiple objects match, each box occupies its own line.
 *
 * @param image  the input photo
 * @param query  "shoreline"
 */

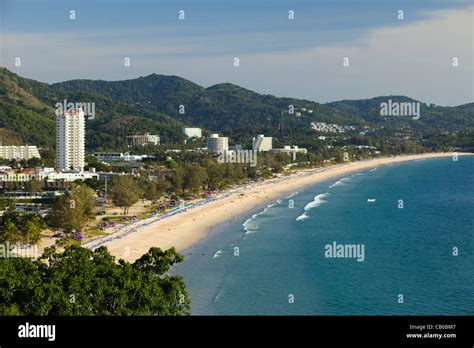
xmin=98 ymin=152 xmax=471 ymax=262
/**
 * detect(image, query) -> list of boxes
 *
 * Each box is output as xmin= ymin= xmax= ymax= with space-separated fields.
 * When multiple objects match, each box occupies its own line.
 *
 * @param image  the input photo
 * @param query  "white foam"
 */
xmin=329 ymin=177 xmax=351 ymax=188
xmin=213 ymin=250 xmax=224 ymax=259
xmin=242 ymin=201 xmax=278 ymax=234
xmin=286 ymin=191 xmax=300 ymax=199
xmin=296 ymin=193 xmax=329 ymax=221
xmin=296 ymin=213 xmax=309 ymax=221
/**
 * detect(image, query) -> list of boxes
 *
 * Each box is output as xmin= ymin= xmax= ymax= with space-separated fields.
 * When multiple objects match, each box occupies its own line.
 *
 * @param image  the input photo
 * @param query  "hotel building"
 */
xmin=207 ymin=134 xmax=228 ymax=153
xmin=0 ymin=145 xmax=41 ymax=160
xmin=252 ymin=134 xmax=272 ymax=152
xmin=56 ymin=108 xmax=85 ymax=172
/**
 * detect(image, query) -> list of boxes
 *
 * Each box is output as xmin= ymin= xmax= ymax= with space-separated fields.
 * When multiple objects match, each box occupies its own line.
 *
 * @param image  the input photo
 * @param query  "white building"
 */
xmin=146 ymin=134 xmax=160 ymax=146
xmin=92 ymin=152 xmax=124 ymax=162
xmin=271 ymin=145 xmax=308 ymax=155
xmin=92 ymin=152 xmax=149 ymax=162
xmin=127 ymin=132 xmax=160 ymax=146
xmin=252 ymin=134 xmax=272 ymax=152
xmin=123 ymin=152 xmax=149 ymax=162
xmin=207 ymin=134 xmax=228 ymax=153
xmin=56 ymin=108 xmax=85 ymax=171
xmin=183 ymin=128 xmax=202 ymax=138
xmin=0 ymin=145 xmax=41 ymax=160
xmin=37 ymin=167 xmax=98 ymax=182
xmin=310 ymin=122 xmax=345 ymax=133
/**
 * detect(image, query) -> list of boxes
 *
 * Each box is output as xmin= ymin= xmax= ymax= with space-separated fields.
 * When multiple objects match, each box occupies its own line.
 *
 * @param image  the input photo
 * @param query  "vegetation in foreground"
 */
xmin=0 ymin=245 xmax=190 ymax=315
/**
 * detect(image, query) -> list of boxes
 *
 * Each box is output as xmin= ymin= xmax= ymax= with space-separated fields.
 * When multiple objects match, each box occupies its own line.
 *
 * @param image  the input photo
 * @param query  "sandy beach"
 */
xmin=97 ymin=152 xmax=470 ymax=262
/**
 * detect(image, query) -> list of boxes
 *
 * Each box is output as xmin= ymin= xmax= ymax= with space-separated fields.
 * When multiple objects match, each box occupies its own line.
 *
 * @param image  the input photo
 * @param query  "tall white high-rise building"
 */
xmin=56 ymin=108 xmax=85 ymax=172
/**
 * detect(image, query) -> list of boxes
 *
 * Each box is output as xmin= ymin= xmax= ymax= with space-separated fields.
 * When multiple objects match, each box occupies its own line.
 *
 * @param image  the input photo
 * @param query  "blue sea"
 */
xmin=171 ymin=157 xmax=474 ymax=315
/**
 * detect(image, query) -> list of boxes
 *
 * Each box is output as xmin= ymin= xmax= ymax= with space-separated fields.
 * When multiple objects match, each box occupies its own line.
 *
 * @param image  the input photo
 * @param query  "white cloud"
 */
xmin=1 ymin=6 xmax=472 ymax=105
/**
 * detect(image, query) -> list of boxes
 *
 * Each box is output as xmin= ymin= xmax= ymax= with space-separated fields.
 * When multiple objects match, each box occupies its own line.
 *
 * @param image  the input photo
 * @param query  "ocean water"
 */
xmin=171 ymin=157 xmax=474 ymax=315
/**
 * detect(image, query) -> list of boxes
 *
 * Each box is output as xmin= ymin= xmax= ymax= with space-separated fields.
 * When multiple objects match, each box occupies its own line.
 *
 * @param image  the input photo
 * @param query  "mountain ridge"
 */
xmin=0 ymin=67 xmax=473 ymax=155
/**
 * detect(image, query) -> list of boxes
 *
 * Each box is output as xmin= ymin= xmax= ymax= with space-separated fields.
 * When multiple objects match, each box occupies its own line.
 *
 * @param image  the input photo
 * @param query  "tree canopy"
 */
xmin=48 ymin=183 xmax=96 ymax=233
xmin=0 ymin=245 xmax=190 ymax=315
xmin=0 ymin=210 xmax=44 ymax=245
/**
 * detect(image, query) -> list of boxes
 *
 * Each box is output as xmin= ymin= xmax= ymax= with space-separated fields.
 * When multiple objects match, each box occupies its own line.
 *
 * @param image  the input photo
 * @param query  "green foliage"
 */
xmin=0 ymin=209 xmax=44 ymax=244
xmin=0 ymin=245 xmax=191 ymax=315
xmin=25 ymin=179 xmax=43 ymax=193
xmin=109 ymin=176 xmax=141 ymax=214
xmin=48 ymin=184 xmax=95 ymax=233
xmin=1 ymin=67 xmax=472 ymax=156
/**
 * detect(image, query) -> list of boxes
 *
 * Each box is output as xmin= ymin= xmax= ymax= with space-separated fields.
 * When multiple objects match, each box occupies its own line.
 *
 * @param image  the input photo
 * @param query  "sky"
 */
xmin=0 ymin=0 xmax=472 ymax=105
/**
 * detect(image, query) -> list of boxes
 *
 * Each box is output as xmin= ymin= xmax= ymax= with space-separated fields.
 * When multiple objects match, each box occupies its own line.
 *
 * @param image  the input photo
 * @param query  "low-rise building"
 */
xmin=310 ymin=122 xmax=345 ymax=133
xmin=92 ymin=152 xmax=124 ymax=162
xmin=252 ymin=134 xmax=272 ymax=152
xmin=0 ymin=145 xmax=41 ymax=160
xmin=271 ymin=145 xmax=308 ymax=155
xmin=0 ymin=168 xmax=37 ymax=182
xmin=37 ymin=168 xmax=99 ymax=181
xmin=127 ymin=132 xmax=160 ymax=147
xmin=183 ymin=128 xmax=202 ymax=138
xmin=0 ymin=166 xmax=99 ymax=182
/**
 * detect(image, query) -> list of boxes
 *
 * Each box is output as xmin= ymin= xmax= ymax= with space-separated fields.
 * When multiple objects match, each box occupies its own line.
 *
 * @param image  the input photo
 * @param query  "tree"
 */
xmin=0 ymin=209 xmax=44 ymax=244
xmin=0 ymin=245 xmax=191 ymax=315
xmin=25 ymin=180 xmax=43 ymax=194
xmin=109 ymin=176 xmax=141 ymax=214
xmin=48 ymin=184 xmax=95 ymax=233
xmin=183 ymin=163 xmax=206 ymax=193
xmin=142 ymin=180 xmax=164 ymax=203
xmin=168 ymin=165 xmax=185 ymax=194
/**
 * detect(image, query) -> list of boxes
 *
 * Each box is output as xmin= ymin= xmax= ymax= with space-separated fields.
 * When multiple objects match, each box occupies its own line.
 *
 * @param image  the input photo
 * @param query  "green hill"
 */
xmin=1 ymin=66 xmax=473 ymax=155
xmin=0 ymin=68 xmax=188 ymax=153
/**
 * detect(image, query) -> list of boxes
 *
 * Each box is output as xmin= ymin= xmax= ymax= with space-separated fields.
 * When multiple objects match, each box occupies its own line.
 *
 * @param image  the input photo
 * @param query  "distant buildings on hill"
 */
xmin=311 ymin=122 xmax=356 ymax=133
xmin=183 ymin=127 xmax=202 ymax=138
xmin=206 ymin=133 xmax=307 ymax=159
xmin=0 ymin=145 xmax=41 ymax=160
xmin=127 ymin=132 xmax=160 ymax=147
